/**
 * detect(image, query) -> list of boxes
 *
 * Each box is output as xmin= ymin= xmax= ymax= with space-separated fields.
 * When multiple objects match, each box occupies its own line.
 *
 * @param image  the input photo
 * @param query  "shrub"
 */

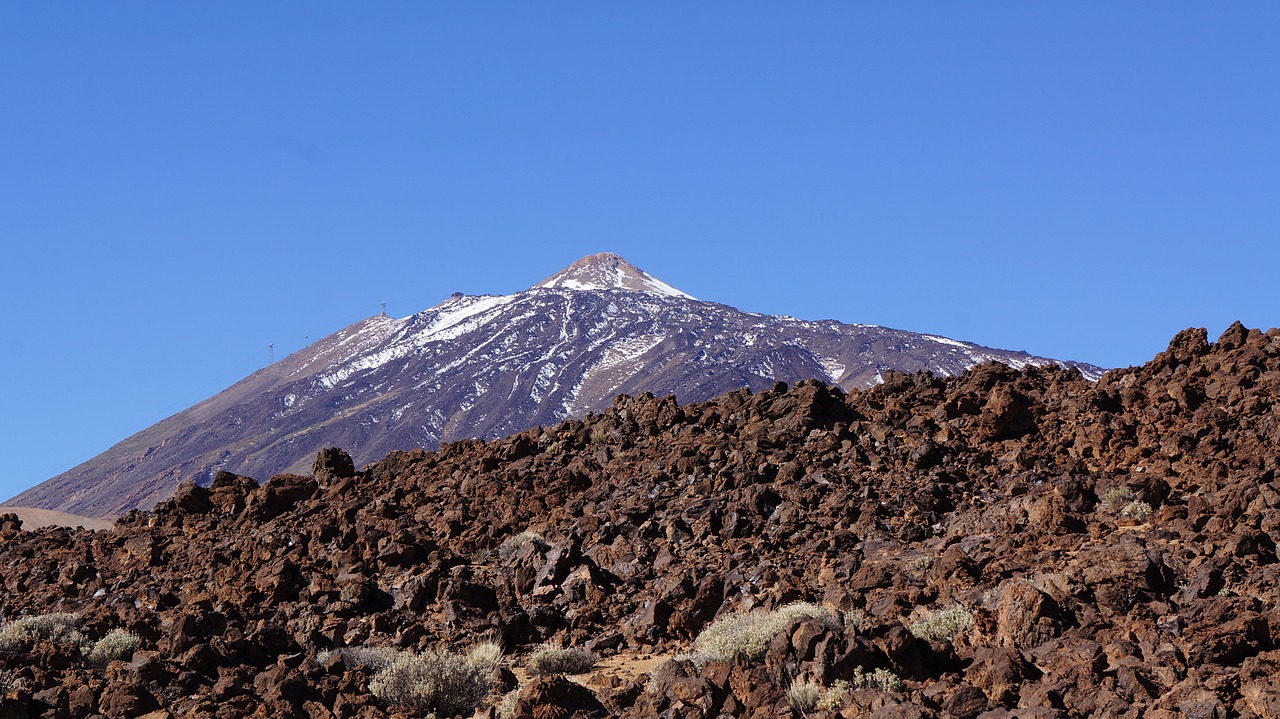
xmin=1121 ymin=500 xmax=1154 ymax=522
xmin=785 ymin=679 xmax=821 ymax=712
xmin=852 ymin=666 xmax=903 ymax=692
xmin=841 ymin=608 xmax=866 ymax=632
xmin=0 ymin=613 xmax=84 ymax=652
xmin=465 ymin=639 xmax=504 ymax=675
xmin=913 ymin=555 xmax=934 ymax=572
xmin=316 ymin=645 xmax=403 ymax=672
xmin=495 ymin=688 xmax=521 ymax=719
xmin=691 ymin=602 xmax=835 ymax=665
xmin=815 ymin=679 xmax=850 ymax=710
xmin=87 ymin=628 xmax=140 ymax=668
xmin=497 ymin=531 xmax=549 ymax=561
xmin=368 ymin=650 xmax=492 ymax=716
xmin=527 ymin=644 xmax=598 ymax=676
xmin=1101 ymin=486 xmax=1134 ymax=507
xmin=908 ymin=605 xmax=973 ymax=642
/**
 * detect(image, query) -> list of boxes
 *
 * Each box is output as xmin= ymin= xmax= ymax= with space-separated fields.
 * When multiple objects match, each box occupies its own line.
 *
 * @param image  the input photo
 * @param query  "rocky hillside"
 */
xmin=7 ymin=252 xmax=1102 ymax=518
xmin=0 ymin=323 xmax=1274 ymax=719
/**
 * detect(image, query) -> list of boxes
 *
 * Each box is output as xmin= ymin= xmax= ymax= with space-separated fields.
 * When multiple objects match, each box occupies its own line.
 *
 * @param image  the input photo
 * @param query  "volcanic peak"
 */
xmin=532 ymin=252 xmax=694 ymax=299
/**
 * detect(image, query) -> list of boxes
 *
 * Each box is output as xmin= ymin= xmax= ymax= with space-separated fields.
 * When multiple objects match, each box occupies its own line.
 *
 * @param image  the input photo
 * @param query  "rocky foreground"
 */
xmin=2 ymin=322 xmax=1279 ymax=719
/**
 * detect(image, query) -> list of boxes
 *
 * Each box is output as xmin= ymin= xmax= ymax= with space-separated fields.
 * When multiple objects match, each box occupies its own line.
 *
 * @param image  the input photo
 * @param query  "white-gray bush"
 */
xmin=1121 ymin=500 xmax=1154 ymax=522
xmin=851 ymin=666 xmax=904 ymax=692
xmin=690 ymin=602 xmax=836 ymax=665
xmin=87 ymin=628 xmax=140 ymax=668
xmin=0 ymin=613 xmax=85 ymax=653
xmin=367 ymin=648 xmax=494 ymax=716
xmin=495 ymin=688 xmax=520 ymax=719
xmin=908 ymin=605 xmax=973 ymax=642
xmin=815 ymin=679 xmax=850 ymax=710
xmin=527 ymin=644 xmax=598 ymax=676
xmin=315 ymin=645 xmax=402 ymax=672
xmin=497 ymin=531 xmax=548 ymax=561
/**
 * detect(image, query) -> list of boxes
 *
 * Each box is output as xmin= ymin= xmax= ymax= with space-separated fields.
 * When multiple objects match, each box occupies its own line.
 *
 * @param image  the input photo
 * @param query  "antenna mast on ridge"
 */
xmin=268 ymin=343 xmax=275 ymax=365
xmin=380 ymin=301 xmax=387 ymax=317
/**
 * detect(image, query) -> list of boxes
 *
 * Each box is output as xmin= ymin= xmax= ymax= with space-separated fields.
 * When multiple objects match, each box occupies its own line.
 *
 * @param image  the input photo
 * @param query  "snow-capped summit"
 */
xmin=533 ymin=252 xmax=695 ymax=299
xmin=9 ymin=253 xmax=1105 ymax=517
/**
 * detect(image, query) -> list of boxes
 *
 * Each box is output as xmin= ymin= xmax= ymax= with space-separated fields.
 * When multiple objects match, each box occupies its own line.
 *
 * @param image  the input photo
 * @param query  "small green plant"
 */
xmin=913 ymin=555 xmax=934 ymax=572
xmin=852 ymin=666 xmax=903 ymax=692
xmin=785 ymin=679 xmax=821 ymax=713
xmin=527 ymin=644 xmax=598 ymax=676
xmin=909 ymin=605 xmax=973 ymax=642
xmin=690 ymin=602 xmax=835 ymax=665
xmin=87 ymin=628 xmax=140 ymax=668
xmin=1121 ymin=500 xmax=1154 ymax=522
xmin=0 ymin=613 xmax=85 ymax=653
xmin=368 ymin=649 xmax=493 ymax=716
xmin=497 ymin=531 xmax=549 ymax=561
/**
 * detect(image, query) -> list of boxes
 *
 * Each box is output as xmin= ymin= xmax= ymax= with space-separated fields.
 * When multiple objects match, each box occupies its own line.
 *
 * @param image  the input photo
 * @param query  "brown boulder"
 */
xmin=992 ymin=582 xmax=1060 ymax=649
xmin=169 ymin=482 xmax=214 ymax=514
xmin=98 ymin=682 xmax=159 ymax=719
xmin=512 ymin=676 xmax=607 ymax=719
xmin=312 ymin=447 xmax=356 ymax=483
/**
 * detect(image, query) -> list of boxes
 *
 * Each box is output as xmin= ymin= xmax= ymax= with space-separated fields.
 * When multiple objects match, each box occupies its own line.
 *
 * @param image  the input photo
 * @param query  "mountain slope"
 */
xmin=7 ymin=252 xmax=1103 ymax=516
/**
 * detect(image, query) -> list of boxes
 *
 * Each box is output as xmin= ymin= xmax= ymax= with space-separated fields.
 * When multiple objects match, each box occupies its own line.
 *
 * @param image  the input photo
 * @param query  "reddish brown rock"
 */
xmin=512 ymin=676 xmax=607 ymax=719
xmin=0 ymin=325 xmax=1279 ymax=717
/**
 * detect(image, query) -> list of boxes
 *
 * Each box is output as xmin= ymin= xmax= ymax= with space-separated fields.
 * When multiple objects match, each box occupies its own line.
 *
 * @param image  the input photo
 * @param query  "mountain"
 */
xmin=0 ymin=323 xmax=1275 ymax=717
xmin=6 ymin=252 xmax=1103 ymax=516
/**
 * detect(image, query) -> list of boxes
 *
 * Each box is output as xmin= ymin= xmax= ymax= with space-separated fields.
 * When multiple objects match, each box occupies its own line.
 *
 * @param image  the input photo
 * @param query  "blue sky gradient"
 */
xmin=2 ymin=3 xmax=1277 ymax=505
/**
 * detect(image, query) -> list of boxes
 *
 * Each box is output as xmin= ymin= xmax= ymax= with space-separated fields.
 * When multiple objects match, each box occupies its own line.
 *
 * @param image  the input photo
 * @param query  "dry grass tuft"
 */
xmin=785 ymin=679 xmax=822 ymax=712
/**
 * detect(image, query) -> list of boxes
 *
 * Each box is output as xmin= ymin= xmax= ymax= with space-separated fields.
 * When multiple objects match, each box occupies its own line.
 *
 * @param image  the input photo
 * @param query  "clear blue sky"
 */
xmin=2 ymin=3 xmax=1277 ymax=504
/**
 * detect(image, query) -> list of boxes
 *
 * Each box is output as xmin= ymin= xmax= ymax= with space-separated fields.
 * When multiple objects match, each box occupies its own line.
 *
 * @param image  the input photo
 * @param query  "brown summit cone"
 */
xmin=532 ymin=252 xmax=694 ymax=298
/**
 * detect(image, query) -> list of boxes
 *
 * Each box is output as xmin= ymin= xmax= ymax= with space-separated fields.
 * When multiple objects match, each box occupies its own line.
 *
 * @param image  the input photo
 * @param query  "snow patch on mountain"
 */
xmin=819 ymin=357 xmax=846 ymax=384
xmin=413 ymin=294 xmax=517 ymax=344
xmin=924 ymin=335 xmax=972 ymax=349
xmin=291 ymin=316 xmax=406 ymax=378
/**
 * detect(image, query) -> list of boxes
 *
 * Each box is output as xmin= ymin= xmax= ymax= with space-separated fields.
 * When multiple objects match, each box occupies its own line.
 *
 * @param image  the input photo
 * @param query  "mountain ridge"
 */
xmin=6 ymin=253 xmax=1104 ymax=516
